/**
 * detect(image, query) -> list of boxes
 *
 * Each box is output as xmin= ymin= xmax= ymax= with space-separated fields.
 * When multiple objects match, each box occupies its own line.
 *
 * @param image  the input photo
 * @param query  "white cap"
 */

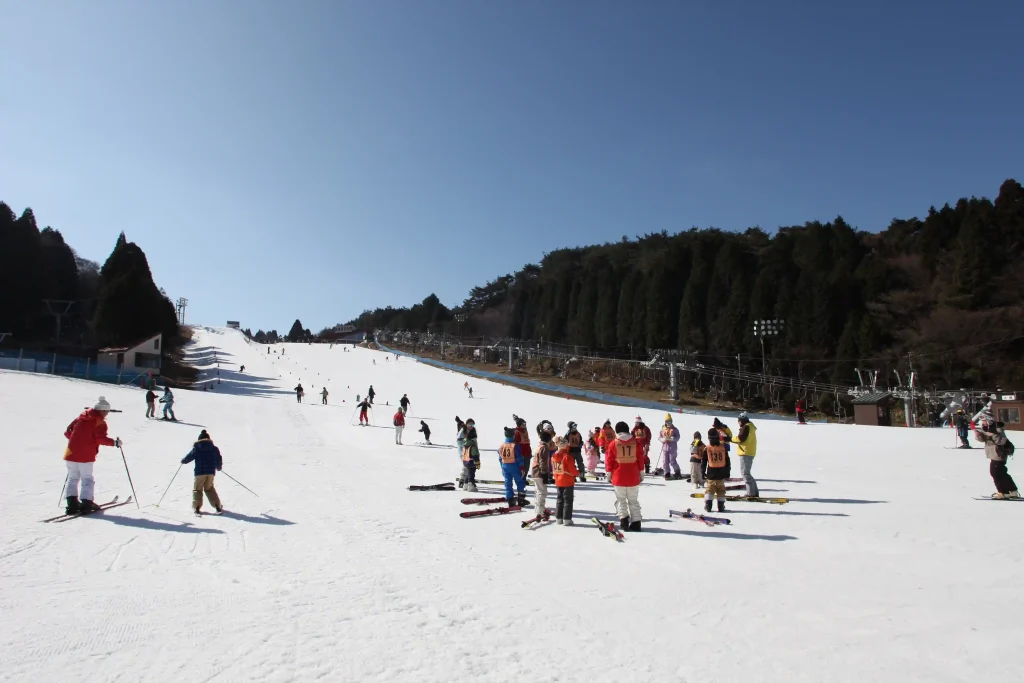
xmin=94 ymin=396 xmax=112 ymax=411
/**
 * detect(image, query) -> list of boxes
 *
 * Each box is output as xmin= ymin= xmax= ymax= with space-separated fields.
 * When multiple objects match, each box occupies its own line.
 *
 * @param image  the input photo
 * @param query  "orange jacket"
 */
xmin=63 ymin=409 xmax=115 ymax=463
xmin=551 ymin=447 xmax=579 ymax=487
xmin=597 ymin=427 xmax=615 ymax=449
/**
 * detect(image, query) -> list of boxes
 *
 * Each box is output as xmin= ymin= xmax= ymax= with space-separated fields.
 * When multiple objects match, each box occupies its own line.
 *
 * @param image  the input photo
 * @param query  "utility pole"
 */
xmin=753 ymin=318 xmax=784 ymax=379
xmin=176 ymin=298 xmax=189 ymax=325
xmin=454 ymin=313 xmax=467 ymax=338
xmin=42 ymin=300 xmax=74 ymax=347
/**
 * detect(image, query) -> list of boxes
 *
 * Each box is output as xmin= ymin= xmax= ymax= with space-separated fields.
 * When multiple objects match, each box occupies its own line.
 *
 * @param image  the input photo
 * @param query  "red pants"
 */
xmin=360 ymin=411 xmax=368 ymax=424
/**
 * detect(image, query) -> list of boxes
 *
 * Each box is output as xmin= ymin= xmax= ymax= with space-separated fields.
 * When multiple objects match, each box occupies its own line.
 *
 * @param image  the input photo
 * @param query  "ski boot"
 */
xmin=563 ymin=518 xmax=574 ymax=527
xmin=628 ymin=521 xmax=641 ymax=532
xmin=79 ymin=499 xmax=102 ymax=514
xmin=518 ymin=492 xmax=530 ymax=508
xmin=65 ymin=496 xmax=80 ymax=515
xmin=992 ymin=492 xmax=1007 ymax=499
xmin=1008 ymin=491 xmax=1021 ymax=499
xmin=717 ymin=500 xmax=726 ymax=513
xmin=579 ymin=474 xmax=586 ymax=483
xmin=463 ymin=481 xmax=478 ymax=493
xmin=664 ymin=473 xmax=672 ymax=481
xmin=619 ymin=517 xmax=630 ymax=530
xmin=704 ymin=499 xmax=713 ymax=513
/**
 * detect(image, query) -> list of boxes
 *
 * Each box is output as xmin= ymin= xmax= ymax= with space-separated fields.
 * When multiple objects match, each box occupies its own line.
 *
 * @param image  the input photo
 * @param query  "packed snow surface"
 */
xmin=1 ymin=327 xmax=1020 ymax=683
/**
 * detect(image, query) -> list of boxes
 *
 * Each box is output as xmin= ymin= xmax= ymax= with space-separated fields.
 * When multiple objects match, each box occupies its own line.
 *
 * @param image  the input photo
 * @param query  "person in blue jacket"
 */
xmin=497 ymin=426 xmax=529 ymax=507
xmin=182 ymin=429 xmax=224 ymax=514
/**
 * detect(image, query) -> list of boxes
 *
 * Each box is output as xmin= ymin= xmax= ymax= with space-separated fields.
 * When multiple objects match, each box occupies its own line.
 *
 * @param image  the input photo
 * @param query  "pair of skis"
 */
xmin=521 ymin=508 xmax=555 ymax=528
xmin=670 ymin=508 xmax=731 ymax=526
xmin=41 ymin=496 xmax=133 ymax=523
xmin=408 ymin=483 xmax=455 ymax=491
xmin=591 ymin=517 xmax=625 ymax=541
xmin=690 ymin=493 xmax=789 ymax=505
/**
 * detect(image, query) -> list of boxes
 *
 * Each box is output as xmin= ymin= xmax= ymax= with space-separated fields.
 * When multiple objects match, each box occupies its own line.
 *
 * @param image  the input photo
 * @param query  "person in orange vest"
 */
xmin=551 ymin=436 xmax=580 ymax=525
xmin=513 ymin=414 xmax=531 ymax=480
xmin=606 ymin=420 xmax=644 ymax=531
xmin=632 ymin=416 xmax=652 ymax=474
xmin=62 ymin=397 xmax=122 ymax=514
xmin=393 ymin=409 xmax=406 ymax=445
xmin=597 ymin=420 xmax=615 ymax=452
xmin=565 ymin=422 xmax=586 ymax=483
xmin=703 ymin=428 xmax=732 ymax=513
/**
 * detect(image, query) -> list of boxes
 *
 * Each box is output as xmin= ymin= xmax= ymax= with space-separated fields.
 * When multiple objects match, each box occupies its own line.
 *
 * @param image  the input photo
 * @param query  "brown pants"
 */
xmin=706 ymin=479 xmax=726 ymax=500
xmin=193 ymin=474 xmax=222 ymax=511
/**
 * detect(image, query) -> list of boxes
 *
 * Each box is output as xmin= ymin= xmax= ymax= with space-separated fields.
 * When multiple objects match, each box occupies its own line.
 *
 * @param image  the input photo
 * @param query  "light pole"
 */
xmin=454 ymin=314 xmax=467 ymax=338
xmin=176 ymin=298 xmax=189 ymax=325
xmin=753 ymin=319 xmax=784 ymax=378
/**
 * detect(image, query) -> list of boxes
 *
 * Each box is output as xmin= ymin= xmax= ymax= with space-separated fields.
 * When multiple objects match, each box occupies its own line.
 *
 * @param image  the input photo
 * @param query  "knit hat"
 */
xmin=693 ymin=431 xmax=701 ymax=440
xmin=615 ymin=421 xmax=630 ymax=434
xmin=664 ymin=414 xmax=673 ymax=423
xmin=93 ymin=396 xmax=111 ymax=412
xmin=707 ymin=428 xmax=721 ymax=445
xmin=504 ymin=426 xmax=515 ymax=439
xmin=198 ymin=429 xmax=210 ymax=441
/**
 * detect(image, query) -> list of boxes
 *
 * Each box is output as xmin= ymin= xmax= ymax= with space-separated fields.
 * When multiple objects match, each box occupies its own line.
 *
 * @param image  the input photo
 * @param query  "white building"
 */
xmin=97 ymin=334 xmax=162 ymax=376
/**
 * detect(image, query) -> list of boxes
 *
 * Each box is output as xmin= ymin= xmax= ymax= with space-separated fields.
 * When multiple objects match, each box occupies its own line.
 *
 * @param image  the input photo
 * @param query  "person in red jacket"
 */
xmin=606 ymin=420 xmax=644 ymax=531
xmin=63 ymin=396 xmax=121 ymax=514
xmin=393 ymin=409 xmax=406 ymax=445
xmin=632 ymin=416 xmax=652 ymax=474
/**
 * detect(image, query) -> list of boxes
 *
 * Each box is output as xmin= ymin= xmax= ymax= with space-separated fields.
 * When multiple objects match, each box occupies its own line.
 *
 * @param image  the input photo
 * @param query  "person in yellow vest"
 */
xmin=731 ymin=412 xmax=758 ymax=497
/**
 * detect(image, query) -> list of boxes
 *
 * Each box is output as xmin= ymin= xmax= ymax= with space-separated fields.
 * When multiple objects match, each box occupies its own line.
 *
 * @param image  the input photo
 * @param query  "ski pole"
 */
xmin=118 ymin=445 xmax=141 ymax=508
xmin=156 ymin=463 xmax=183 ymax=507
xmin=221 ymin=470 xmax=259 ymax=498
xmin=57 ymin=474 xmax=68 ymax=508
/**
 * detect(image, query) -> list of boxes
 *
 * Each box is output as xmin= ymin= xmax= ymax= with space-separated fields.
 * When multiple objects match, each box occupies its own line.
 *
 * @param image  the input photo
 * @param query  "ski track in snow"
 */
xmin=1 ymin=327 xmax=1021 ymax=683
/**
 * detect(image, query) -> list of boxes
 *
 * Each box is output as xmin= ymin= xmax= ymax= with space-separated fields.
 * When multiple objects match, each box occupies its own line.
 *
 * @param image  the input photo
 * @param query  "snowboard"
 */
xmin=591 ymin=517 xmax=625 ymax=541
xmin=689 ymin=493 xmax=788 ymax=505
xmin=460 ymin=506 xmax=523 ymax=519
xmin=669 ymin=508 xmax=731 ymax=526
xmin=408 ymin=483 xmax=456 ymax=491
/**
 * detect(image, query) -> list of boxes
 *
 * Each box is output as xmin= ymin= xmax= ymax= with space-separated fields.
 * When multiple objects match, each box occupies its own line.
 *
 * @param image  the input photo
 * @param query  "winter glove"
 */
xmin=181 ymin=457 xmax=188 ymax=464
xmin=114 ymin=438 xmax=123 ymax=448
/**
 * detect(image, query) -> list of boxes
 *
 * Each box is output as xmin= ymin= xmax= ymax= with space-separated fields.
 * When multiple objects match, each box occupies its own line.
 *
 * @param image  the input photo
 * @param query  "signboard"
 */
xmin=226 ymin=321 xmax=240 ymax=329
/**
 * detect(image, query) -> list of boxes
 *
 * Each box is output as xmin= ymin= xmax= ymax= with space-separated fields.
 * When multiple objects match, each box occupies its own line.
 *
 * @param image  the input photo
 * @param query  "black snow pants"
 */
xmin=990 ymin=459 xmax=1017 ymax=494
xmin=555 ymin=486 xmax=575 ymax=520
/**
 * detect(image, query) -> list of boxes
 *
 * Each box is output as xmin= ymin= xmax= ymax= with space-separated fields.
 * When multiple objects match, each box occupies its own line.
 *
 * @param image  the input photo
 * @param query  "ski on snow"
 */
xmin=460 ymin=506 xmax=523 ymax=519
xmin=521 ymin=508 xmax=555 ymax=528
xmin=408 ymin=483 xmax=456 ymax=491
xmin=461 ymin=497 xmax=509 ymax=505
xmin=690 ymin=493 xmax=788 ymax=505
xmin=669 ymin=508 xmax=731 ymax=526
xmin=43 ymin=496 xmax=132 ymax=523
xmin=591 ymin=517 xmax=625 ymax=541
xmin=973 ymin=496 xmax=1024 ymax=501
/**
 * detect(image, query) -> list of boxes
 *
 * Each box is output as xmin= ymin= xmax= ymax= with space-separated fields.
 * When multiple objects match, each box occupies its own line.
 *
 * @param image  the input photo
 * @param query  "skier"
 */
xmin=239 ymin=365 xmax=245 ymax=373
xmin=159 ymin=386 xmax=177 ymax=421
xmin=321 ymin=387 xmax=329 ymax=405
xmin=468 ymin=386 xmax=474 ymax=399
xmin=597 ymin=420 xmax=615 ymax=454
xmin=455 ymin=416 xmax=467 ymax=484
xmin=181 ymin=429 xmax=223 ymax=514
xmin=461 ymin=419 xmax=480 ymax=492
xmin=62 ymin=397 xmax=122 ymax=514
xmin=583 ymin=429 xmax=600 ymax=477
xmin=357 ymin=397 xmax=371 ymax=425
xmin=565 ymin=422 xmax=586 ymax=483
xmin=689 ymin=431 xmax=706 ymax=489
xmin=606 ymin=420 xmax=643 ymax=531
xmin=796 ymin=398 xmax=806 ymax=425
xmin=393 ymin=409 xmax=406 ymax=445
xmin=633 ymin=416 xmax=653 ymax=474
xmin=294 ymin=384 xmax=304 ymax=403
xmin=531 ymin=427 xmax=553 ymax=513
xmin=418 ymin=420 xmax=431 ymax=445
xmin=512 ymin=414 xmax=532 ymax=481
xmin=536 ymin=420 xmax=556 ymax=484
xmin=976 ymin=419 xmax=1018 ymax=498
xmin=551 ymin=436 xmax=579 ymax=525
xmin=497 ymin=426 xmax=529 ymax=508
xmin=704 ymin=428 xmax=731 ymax=512
xmin=955 ymin=410 xmax=970 ymax=448
xmin=145 ymin=387 xmax=157 ymax=418
xmin=367 ymin=386 xmax=375 ymax=405
xmin=399 ymin=393 xmax=411 ymax=415
xmin=713 ymin=418 xmax=732 ymax=453
xmin=658 ymin=414 xmax=682 ymax=480
xmin=731 ymin=413 xmax=759 ymax=497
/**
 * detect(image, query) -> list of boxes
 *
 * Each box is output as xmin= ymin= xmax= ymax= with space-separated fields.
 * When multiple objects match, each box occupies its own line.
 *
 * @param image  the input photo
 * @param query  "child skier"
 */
xmin=461 ymin=419 xmax=481 ymax=492
xmin=606 ymin=421 xmax=643 ymax=531
xmin=551 ymin=436 xmax=579 ymax=525
xmin=513 ymin=414 xmax=531 ymax=480
xmin=294 ymin=384 xmax=304 ymax=403
xmin=357 ymin=398 xmax=371 ymax=425
xmin=658 ymin=414 xmax=682 ymax=480
xmin=584 ymin=430 xmax=601 ymax=477
xmin=976 ymin=419 xmax=1019 ymax=498
xmin=62 ymin=397 xmax=122 ymax=514
xmin=367 ymin=385 xmax=375 ymax=404
xmin=181 ymin=429 xmax=223 ymax=514
xmin=689 ymin=431 xmax=706 ymax=489
xmin=565 ymin=421 xmax=586 ymax=483
xmin=704 ymin=428 xmax=731 ymax=513
xmin=159 ymin=386 xmax=176 ymax=421
xmin=399 ymin=393 xmax=411 ymax=415
xmin=531 ymin=427 xmax=553 ymax=512
xmin=145 ymin=388 xmax=157 ymax=418
xmin=498 ymin=426 xmax=529 ymax=507
xmin=455 ymin=416 xmax=467 ymax=484
xmin=537 ymin=420 xmax=556 ymax=484
xmin=321 ymin=387 xmax=329 ymax=405
xmin=393 ymin=409 xmax=406 ymax=445
xmin=632 ymin=417 xmax=653 ymax=474
xmin=419 ymin=420 xmax=432 ymax=445
xmin=597 ymin=420 xmax=615 ymax=456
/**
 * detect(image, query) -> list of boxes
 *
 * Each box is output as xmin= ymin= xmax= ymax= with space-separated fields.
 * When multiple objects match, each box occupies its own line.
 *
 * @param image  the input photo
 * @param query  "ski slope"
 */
xmin=1 ymin=326 xmax=1020 ymax=683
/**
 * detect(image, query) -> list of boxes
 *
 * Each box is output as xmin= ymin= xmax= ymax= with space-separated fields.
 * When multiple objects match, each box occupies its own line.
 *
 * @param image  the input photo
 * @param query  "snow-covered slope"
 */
xmin=1 ymin=326 xmax=1020 ymax=683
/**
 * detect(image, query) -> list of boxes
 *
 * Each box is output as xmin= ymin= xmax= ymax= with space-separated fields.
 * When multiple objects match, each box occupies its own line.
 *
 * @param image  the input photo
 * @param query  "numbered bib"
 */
xmin=499 ymin=443 xmax=517 ymax=464
xmin=706 ymin=445 xmax=727 ymax=467
xmin=615 ymin=442 xmax=637 ymax=464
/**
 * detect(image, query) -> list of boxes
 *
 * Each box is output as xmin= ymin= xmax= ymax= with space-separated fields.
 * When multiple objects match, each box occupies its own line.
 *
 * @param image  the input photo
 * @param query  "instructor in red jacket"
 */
xmin=63 ymin=396 xmax=122 ymax=514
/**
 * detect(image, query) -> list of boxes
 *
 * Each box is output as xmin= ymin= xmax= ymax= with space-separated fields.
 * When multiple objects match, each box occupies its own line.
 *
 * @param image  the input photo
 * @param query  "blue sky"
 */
xmin=2 ymin=0 xmax=1022 ymax=333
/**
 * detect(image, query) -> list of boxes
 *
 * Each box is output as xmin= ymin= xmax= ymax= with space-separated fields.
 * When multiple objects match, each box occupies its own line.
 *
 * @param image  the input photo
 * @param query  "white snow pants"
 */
xmin=66 ymin=461 xmax=95 ymax=500
xmin=613 ymin=485 xmax=641 ymax=522
xmin=395 ymin=425 xmax=404 ymax=444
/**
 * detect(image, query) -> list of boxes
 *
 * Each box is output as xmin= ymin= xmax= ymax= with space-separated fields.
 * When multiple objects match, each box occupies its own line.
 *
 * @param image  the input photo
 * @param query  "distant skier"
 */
xmin=399 ymin=394 xmax=411 ymax=415
xmin=468 ymin=386 xmax=474 ymax=399
xmin=294 ymin=384 xmax=304 ymax=403
xmin=62 ymin=396 xmax=122 ymax=514
xmin=367 ymin=386 xmax=375 ymax=405
xmin=606 ymin=420 xmax=643 ymax=531
xmin=796 ymin=398 xmax=806 ymax=425
xmin=551 ymin=436 xmax=579 ymax=525
xmin=658 ymin=414 xmax=682 ymax=480
xmin=955 ymin=410 xmax=970 ymax=448
xmin=689 ymin=431 xmax=706 ymax=490
xmin=321 ymin=387 xmax=329 ymax=405
xmin=393 ymin=409 xmax=406 ymax=445
xmin=181 ymin=429 xmax=223 ymax=515
xmin=145 ymin=388 xmax=157 ymax=419
xmin=703 ymin=428 xmax=731 ymax=513
xmin=357 ymin=398 xmax=371 ymax=426
xmin=460 ymin=419 xmax=480 ymax=492
xmin=498 ymin=426 xmax=529 ymax=508
xmin=239 ymin=365 xmax=245 ymax=373
xmin=632 ymin=416 xmax=652 ymax=474
xmin=419 ymin=420 xmax=431 ymax=445
xmin=731 ymin=413 xmax=759 ymax=498
xmin=976 ymin=419 xmax=1018 ymax=499
xmin=584 ymin=430 xmax=600 ymax=477
xmin=531 ymin=428 xmax=553 ymax=512
xmin=159 ymin=386 xmax=177 ymax=421
xmin=565 ymin=422 xmax=586 ymax=483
